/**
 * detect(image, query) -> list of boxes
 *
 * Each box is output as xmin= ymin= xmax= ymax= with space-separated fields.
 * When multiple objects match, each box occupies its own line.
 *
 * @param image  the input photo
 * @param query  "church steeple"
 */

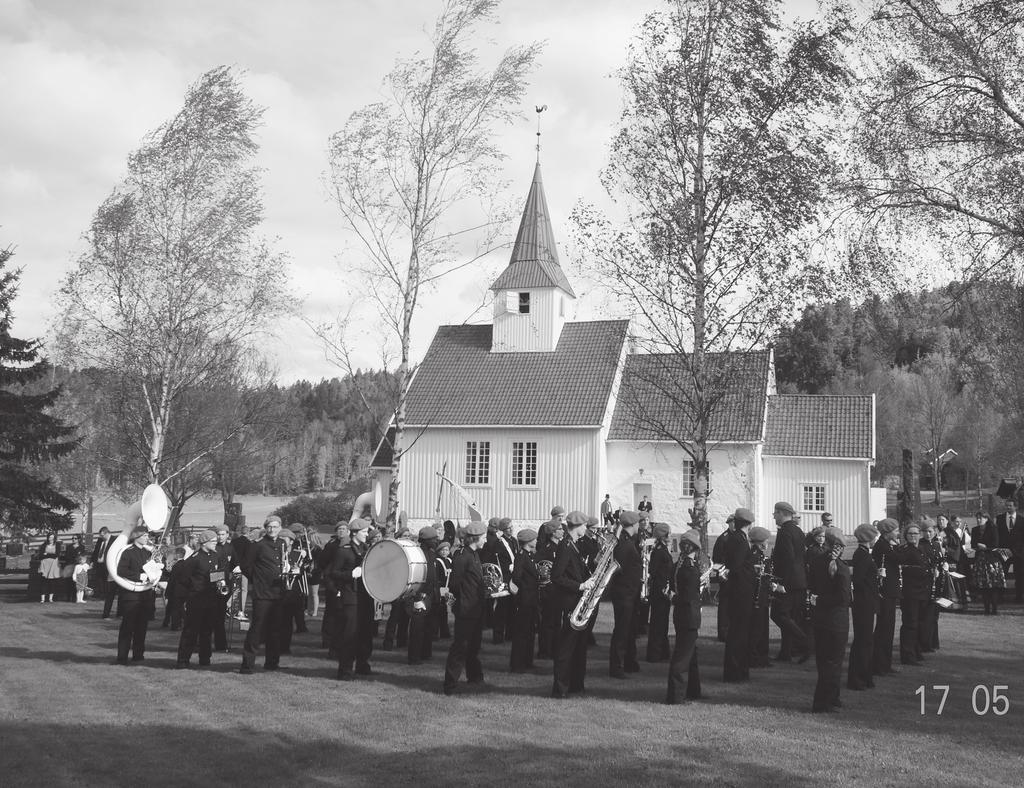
xmin=490 ymin=163 xmax=575 ymax=297
xmin=490 ymin=161 xmax=576 ymax=353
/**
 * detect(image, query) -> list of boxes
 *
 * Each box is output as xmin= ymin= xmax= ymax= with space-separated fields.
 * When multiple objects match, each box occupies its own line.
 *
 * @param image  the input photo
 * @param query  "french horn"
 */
xmin=106 ymin=484 xmax=170 ymax=593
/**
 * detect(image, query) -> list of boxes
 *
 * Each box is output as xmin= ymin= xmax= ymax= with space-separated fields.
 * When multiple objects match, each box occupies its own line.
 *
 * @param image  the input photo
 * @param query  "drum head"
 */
xmin=362 ymin=540 xmax=412 ymax=603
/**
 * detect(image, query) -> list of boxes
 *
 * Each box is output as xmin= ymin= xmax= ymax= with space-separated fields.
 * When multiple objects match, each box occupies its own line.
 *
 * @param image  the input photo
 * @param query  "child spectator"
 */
xmin=72 ymin=554 xmax=92 ymax=603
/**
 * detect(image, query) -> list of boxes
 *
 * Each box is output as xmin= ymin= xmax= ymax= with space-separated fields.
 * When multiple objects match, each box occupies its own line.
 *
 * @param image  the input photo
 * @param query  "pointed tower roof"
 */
xmin=490 ymin=163 xmax=576 ymax=297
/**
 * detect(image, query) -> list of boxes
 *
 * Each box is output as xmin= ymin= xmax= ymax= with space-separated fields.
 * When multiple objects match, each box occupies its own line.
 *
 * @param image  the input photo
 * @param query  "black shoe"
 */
xmin=198 ymin=661 xmax=211 ymax=667
xmin=264 ymin=664 xmax=280 ymax=671
xmin=847 ymin=683 xmax=867 ymax=691
xmin=382 ymin=640 xmax=393 ymax=651
xmin=337 ymin=673 xmax=354 ymax=681
xmin=296 ymin=627 xmax=308 ymax=634
xmin=174 ymin=661 xmax=189 ymax=670
xmin=609 ymin=671 xmax=628 ymax=679
xmin=355 ymin=665 xmax=372 ymax=675
xmin=239 ymin=666 xmax=253 ymax=675
xmin=131 ymin=656 xmax=145 ymax=663
xmin=114 ymin=659 xmax=128 ymax=666
xmin=624 ymin=664 xmax=640 ymax=673
xmin=444 ymin=685 xmax=457 ymax=696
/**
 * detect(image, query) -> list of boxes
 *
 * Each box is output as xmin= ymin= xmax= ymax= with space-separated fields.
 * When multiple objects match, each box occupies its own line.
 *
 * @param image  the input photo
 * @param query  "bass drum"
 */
xmin=362 ymin=538 xmax=428 ymax=603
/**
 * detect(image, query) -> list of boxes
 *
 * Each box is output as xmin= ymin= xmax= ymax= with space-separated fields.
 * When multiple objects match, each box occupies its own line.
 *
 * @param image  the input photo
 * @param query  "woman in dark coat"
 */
xmin=971 ymin=511 xmax=1006 ymax=615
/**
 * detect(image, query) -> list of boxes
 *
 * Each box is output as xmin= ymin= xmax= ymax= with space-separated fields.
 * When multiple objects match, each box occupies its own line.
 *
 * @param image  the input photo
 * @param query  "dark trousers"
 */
xmin=872 ymin=597 xmax=897 ymax=674
xmin=812 ymin=626 xmax=848 ymax=711
xmin=847 ymin=604 xmax=875 ymax=688
xmin=716 ymin=580 xmax=729 ymax=642
xmin=723 ymin=594 xmax=752 ymax=681
xmin=436 ymin=602 xmax=451 ymax=639
xmin=333 ymin=603 xmax=357 ymax=676
xmin=666 ymin=628 xmax=701 ymax=703
xmin=770 ymin=590 xmax=808 ymax=658
xmin=919 ymin=601 xmax=937 ymax=652
xmin=635 ymin=599 xmax=650 ymax=635
xmin=552 ymin=612 xmax=588 ymax=697
xmin=510 ymin=604 xmax=537 ymax=672
xmin=537 ymin=590 xmax=559 ymax=659
xmin=609 ymin=596 xmax=639 ymax=674
xmin=492 ymin=595 xmax=515 ymax=643
xmin=116 ymin=592 xmax=154 ymax=662
xmin=444 ymin=615 xmax=483 ymax=690
xmin=646 ymin=598 xmax=671 ymax=662
xmin=242 ymin=598 xmax=283 ymax=669
xmin=749 ymin=604 xmax=771 ymax=666
xmin=407 ymin=607 xmax=434 ymax=663
xmin=279 ymin=590 xmax=305 ymax=653
xmin=162 ymin=594 xmax=184 ymax=629
xmin=102 ymin=578 xmax=118 ymax=618
xmin=981 ymin=588 xmax=1003 ymax=613
xmin=213 ymin=594 xmax=228 ymax=650
xmin=899 ymin=598 xmax=927 ymax=663
xmin=322 ymin=603 xmax=335 ymax=648
xmin=177 ymin=600 xmax=216 ymax=664
xmin=384 ymin=603 xmax=408 ymax=648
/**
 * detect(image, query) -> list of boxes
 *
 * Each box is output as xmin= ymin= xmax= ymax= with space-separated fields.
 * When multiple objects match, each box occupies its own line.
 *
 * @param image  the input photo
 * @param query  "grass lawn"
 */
xmin=0 ymin=589 xmax=1021 ymax=788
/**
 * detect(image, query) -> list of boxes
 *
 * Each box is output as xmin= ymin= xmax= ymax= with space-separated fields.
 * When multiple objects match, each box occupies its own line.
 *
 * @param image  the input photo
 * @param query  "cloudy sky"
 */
xmin=1 ymin=0 xmax=820 ymax=383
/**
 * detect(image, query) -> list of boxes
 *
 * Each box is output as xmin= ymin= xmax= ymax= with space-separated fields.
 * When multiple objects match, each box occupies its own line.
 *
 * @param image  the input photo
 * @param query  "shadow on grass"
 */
xmin=0 ymin=721 xmax=821 ymax=788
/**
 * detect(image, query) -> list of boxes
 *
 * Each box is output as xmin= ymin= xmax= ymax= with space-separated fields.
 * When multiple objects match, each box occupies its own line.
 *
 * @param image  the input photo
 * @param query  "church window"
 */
xmin=518 ymin=292 xmax=530 ymax=314
xmin=681 ymin=459 xmax=695 ymax=497
xmin=465 ymin=441 xmax=490 ymax=485
xmin=801 ymin=484 xmax=826 ymax=512
xmin=504 ymin=291 xmax=517 ymax=313
xmin=511 ymin=441 xmax=537 ymax=486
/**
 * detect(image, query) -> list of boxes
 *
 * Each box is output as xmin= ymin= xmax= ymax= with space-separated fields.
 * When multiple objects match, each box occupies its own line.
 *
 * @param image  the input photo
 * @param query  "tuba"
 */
xmin=106 ymin=484 xmax=170 ymax=592
xmin=570 ymin=528 xmax=620 ymax=630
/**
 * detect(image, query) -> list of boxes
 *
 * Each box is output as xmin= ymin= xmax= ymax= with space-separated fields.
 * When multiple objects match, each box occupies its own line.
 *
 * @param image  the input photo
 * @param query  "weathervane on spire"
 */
xmin=535 ymin=104 xmax=547 ymax=162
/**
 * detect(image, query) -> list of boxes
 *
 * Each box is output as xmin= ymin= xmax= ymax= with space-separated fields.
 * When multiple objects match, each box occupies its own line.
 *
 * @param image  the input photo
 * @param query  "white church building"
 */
xmin=370 ymin=163 xmax=883 ymax=536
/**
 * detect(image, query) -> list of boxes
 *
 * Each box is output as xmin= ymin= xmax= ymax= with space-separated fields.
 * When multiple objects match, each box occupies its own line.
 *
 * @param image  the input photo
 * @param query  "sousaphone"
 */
xmin=106 ymin=484 xmax=170 ymax=592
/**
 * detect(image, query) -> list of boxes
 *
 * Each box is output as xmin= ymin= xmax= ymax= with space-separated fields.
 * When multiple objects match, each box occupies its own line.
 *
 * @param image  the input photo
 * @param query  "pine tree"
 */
xmin=0 ymin=245 xmax=79 ymax=537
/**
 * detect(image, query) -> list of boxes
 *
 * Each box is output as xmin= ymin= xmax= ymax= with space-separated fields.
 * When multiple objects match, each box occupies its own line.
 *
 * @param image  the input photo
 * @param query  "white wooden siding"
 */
xmin=491 ymin=288 xmax=567 ymax=352
xmin=605 ymin=442 xmax=757 ymax=535
xmin=399 ymin=426 xmax=603 ymax=525
xmin=761 ymin=456 xmax=872 ymax=534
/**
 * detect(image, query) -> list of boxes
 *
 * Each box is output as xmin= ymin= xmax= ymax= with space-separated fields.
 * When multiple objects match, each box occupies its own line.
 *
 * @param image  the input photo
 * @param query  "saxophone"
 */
xmin=639 ymin=537 xmax=655 ymax=603
xmin=569 ymin=528 xmax=620 ymax=630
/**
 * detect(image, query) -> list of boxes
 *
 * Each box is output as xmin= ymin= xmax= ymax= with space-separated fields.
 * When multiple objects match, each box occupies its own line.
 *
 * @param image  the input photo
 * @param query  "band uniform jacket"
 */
xmin=243 ymin=535 xmax=287 ymax=600
xmin=325 ymin=543 xmax=365 ymax=607
xmin=671 ymin=556 xmax=702 ymax=631
xmin=230 ymin=536 xmax=252 ymax=573
xmin=609 ymin=535 xmax=642 ymax=604
xmin=808 ymin=553 xmax=851 ymax=632
xmin=872 ymin=539 xmax=901 ymax=599
xmin=896 ymin=543 xmax=931 ymax=601
xmin=511 ymin=551 xmax=540 ymax=608
xmin=116 ymin=544 xmax=153 ymax=600
xmin=534 ymin=542 xmax=557 ymax=589
xmin=850 ymin=545 xmax=879 ymax=615
xmin=450 ymin=549 xmax=485 ymax=619
xmin=435 ymin=554 xmax=452 ymax=592
xmin=648 ymin=542 xmax=674 ymax=603
xmin=772 ymin=520 xmax=808 ymax=591
xmin=724 ymin=529 xmax=754 ymax=602
xmin=576 ymin=532 xmax=600 ymax=574
xmin=181 ymin=549 xmax=229 ymax=603
xmin=483 ymin=532 xmax=517 ymax=582
xmin=551 ymin=538 xmax=589 ymax=613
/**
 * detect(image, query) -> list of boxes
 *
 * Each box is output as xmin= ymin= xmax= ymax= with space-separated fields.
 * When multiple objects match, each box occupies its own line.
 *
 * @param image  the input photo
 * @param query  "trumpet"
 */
xmin=639 ymin=537 xmax=655 ymax=603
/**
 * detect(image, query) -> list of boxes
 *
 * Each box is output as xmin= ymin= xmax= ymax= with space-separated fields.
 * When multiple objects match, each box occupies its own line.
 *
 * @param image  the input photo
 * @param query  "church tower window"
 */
xmin=518 ymin=292 xmax=530 ymax=314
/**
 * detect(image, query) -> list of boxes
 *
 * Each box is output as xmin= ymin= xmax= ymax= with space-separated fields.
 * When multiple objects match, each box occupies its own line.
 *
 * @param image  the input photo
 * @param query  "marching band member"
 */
xmin=634 ymin=511 xmax=652 ymax=636
xmin=509 ymin=527 xmax=540 ymax=673
xmin=535 ymin=519 xmax=562 ymax=660
xmin=608 ymin=511 xmax=642 ymax=679
xmin=770 ymin=501 xmax=810 ymax=664
xmin=444 ymin=520 xmax=488 ymax=696
xmin=711 ymin=515 xmax=734 ymax=643
xmin=809 ymin=527 xmax=851 ymax=713
xmin=489 ymin=517 xmax=518 ymax=645
xmin=897 ymin=523 xmax=930 ymax=665
xmin=239 ymin=516 xmax=287 ymax=675
xmin=551 ymin=511 xmax=597 ymax=699
xmin=212 ymin=525 xmax=232 ymax=652
xmin=176 ymin=529 xmax=229 ymax=669
xmin=747 ymin=525 xmax=772 ymax=669
xmin=918 ymin=518 xmax=941 ymax=654
xmin=665 ymin=528 xmax=704 ymax=705
xmin=406 ymin=526 xmax=440 ymax=666
xmin=646 ymin=523 xmax=673 ymax=663
xmin=114 ymin=525 xmax=157 ymax=665
xmin=435 ymin=539 xmax=452 ymax=640
xmin=325 ymin=517 xmax=374 ymax=680
xmin=871 ymin=518 xmax=901 ymax=676
xmin=722 ymin=508 xmax=755 ymax=682
xmin=847 ymin=524 xmax=879 ymax=691
xmin=319 ymin=522 xmax=350 ymax=650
